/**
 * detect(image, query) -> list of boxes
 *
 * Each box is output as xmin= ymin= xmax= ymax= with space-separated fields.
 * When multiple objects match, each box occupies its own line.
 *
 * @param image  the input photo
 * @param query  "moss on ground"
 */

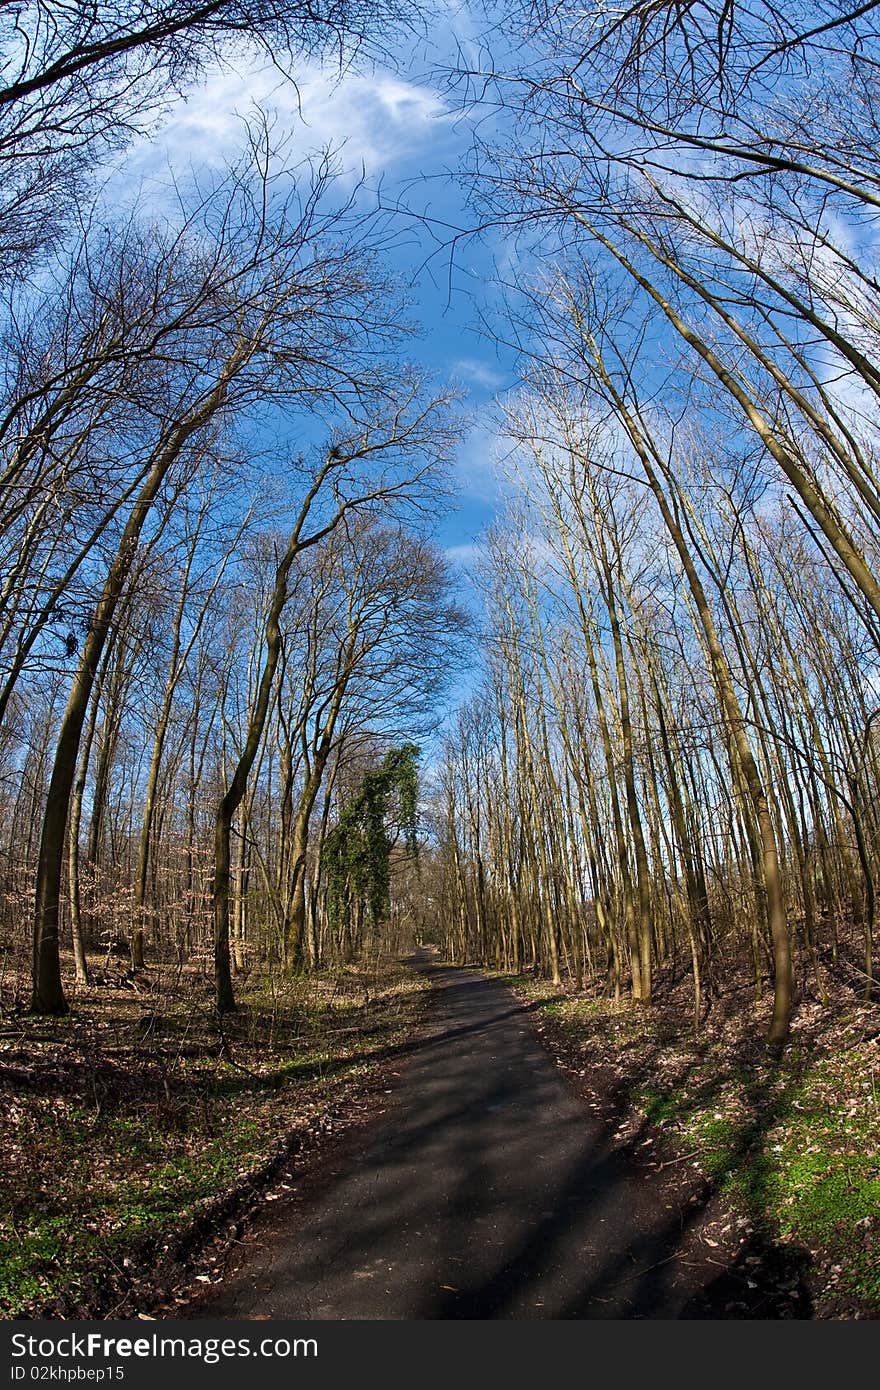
xmin=506 ymin=971 xmax=880 ymax=1315
xmin=0 ymin=959 xmax=430 ymax=1317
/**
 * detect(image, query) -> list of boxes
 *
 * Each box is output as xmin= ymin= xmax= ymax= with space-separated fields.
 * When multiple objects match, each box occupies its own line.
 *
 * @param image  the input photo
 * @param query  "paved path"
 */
xmin=187 ymin=962 xmax=731 ymax=1319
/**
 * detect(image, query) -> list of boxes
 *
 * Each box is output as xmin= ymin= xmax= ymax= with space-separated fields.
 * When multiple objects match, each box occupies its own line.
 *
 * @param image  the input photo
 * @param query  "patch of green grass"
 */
xmin=689 ymin=1112 xmax=740 ymax=1178
xmin=1 ymin=959 xmax=430 ymax=1317
xmin=518 ymin=981 xmax=880 ymax=1313
xmin=638 ymin=1085 xmax=683 ymax=1128
xmin=539 ymin=1000 xmax=564 ymax=1018
xmin=0 ymin=1222 xmax=68 ymax=1311
xmin=0 ymin=1111 xmax=273 ymax=1313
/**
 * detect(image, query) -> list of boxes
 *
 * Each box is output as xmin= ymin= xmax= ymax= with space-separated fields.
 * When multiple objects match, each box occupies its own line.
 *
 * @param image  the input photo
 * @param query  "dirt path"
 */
xmin=180 ymin=960 xmax=783 ymax=1319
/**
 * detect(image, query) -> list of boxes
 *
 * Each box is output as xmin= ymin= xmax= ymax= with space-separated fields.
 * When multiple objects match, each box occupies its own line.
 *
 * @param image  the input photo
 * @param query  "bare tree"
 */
xmin=0 ymin=0 xmax=418 ymax=270
xmin=27 ymin=140 xmax=447 ymax=1013
xmin=212 ymin=383 xmax=459 ymax=1009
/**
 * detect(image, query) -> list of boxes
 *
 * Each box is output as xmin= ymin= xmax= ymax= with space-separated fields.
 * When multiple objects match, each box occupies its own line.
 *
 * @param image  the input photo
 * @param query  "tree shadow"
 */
xmin=189 ymin=965 xmax=814 ymax=1320
xmin=524 ymin=982 xmax=818 ymax=1317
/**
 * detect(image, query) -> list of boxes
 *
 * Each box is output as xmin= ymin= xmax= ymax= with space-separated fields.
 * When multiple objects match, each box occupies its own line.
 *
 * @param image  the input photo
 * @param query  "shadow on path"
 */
xmin=184 ymin=959 xmax=811 ymax=1320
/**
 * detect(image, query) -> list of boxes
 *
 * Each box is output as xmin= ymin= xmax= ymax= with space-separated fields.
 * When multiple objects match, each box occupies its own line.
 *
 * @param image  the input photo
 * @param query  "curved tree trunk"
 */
xmin=31 ymin=359 xmax=242 ymax=1013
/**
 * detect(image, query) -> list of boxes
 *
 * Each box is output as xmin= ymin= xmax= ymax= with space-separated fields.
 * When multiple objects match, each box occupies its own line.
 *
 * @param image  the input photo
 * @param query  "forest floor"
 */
xmin=179 ymin=957 xmax=778 ymax=1319
xmin=4 ymin=948 xmax=878 ymax=1320
xmin=0 ymin=951 xmax=430 ymax=1318
xmin=502 ymin=959 xmax=880 ymax=1318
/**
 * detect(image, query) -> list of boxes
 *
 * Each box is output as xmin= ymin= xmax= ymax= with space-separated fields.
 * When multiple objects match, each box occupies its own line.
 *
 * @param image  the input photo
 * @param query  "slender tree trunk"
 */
xmin=67 ymin=664 xmax=109 ymax=987
xmin=584 ymin=360 xmax=793 ymax=1042
xmin=31 ymin=356 xmax=243 ymax=1013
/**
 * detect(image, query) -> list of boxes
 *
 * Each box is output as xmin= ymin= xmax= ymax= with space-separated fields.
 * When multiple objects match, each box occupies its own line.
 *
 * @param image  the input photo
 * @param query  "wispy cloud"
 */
xmin=451 ymin=357 xmax=507 ymax=392
xmin=127 ymin=58 xmax=451 ymax=180
xmin=453 ymin=421 xmax=515 ymax=504
xmin=444 ymin=541 xmax=485 ymax=568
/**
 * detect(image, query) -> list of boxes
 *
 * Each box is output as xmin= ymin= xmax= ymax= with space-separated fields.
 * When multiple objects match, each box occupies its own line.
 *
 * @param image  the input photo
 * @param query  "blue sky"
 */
xmin=121 ymin=11 xmax=523 ymax=605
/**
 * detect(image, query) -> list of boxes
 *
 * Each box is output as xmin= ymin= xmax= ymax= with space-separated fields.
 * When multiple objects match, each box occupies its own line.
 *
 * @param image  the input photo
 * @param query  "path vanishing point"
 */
xmin=183 ymin=956 xmax=788 ymax=1319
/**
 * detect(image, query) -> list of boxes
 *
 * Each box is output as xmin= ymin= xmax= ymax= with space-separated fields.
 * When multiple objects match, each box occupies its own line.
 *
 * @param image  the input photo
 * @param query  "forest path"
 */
xmin=182 ymin=958 xmax=750 ymax=1319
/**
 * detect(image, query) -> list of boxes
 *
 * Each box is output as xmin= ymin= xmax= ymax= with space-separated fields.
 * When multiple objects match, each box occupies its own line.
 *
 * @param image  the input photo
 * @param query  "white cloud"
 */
xmin=451 ymin=357 xmax=507 ymax=392
xmin=127 ymin=58 xmax=451 ymax=180
xmin=453 ymin=422 xmax=515 ymax=504
xmin=444 ymin=541 xmax=485 ymax=568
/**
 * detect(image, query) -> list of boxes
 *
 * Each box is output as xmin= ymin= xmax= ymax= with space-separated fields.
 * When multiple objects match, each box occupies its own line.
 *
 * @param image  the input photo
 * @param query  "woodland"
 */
xmin=2 ymin=0 xmax=880 ymax=1320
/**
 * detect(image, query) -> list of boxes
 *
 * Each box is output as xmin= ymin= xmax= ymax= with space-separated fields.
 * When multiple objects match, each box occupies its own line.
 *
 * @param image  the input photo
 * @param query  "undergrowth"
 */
xmin=0 ymin=956 xmax=429 ymax=1317
xmin=505 ymin=970 xmax=880 ymax=1316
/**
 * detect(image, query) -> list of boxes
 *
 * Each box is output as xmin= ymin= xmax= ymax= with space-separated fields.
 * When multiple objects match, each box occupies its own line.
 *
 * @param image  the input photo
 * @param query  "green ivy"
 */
xmin=323 ymin=744 xmax=419 ymax=930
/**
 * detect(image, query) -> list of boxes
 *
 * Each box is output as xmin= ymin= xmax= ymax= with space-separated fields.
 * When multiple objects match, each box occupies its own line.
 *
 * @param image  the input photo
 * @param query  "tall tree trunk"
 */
xmin=31 ymin=357 xmax=242 ymax=1013
xmin=582 ymin=351 xmax=793 ymax=1043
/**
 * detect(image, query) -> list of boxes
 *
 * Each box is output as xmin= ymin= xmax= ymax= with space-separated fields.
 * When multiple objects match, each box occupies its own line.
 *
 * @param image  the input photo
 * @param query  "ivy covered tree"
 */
xmin=323 ymin=743 xmax=419 ymax=951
